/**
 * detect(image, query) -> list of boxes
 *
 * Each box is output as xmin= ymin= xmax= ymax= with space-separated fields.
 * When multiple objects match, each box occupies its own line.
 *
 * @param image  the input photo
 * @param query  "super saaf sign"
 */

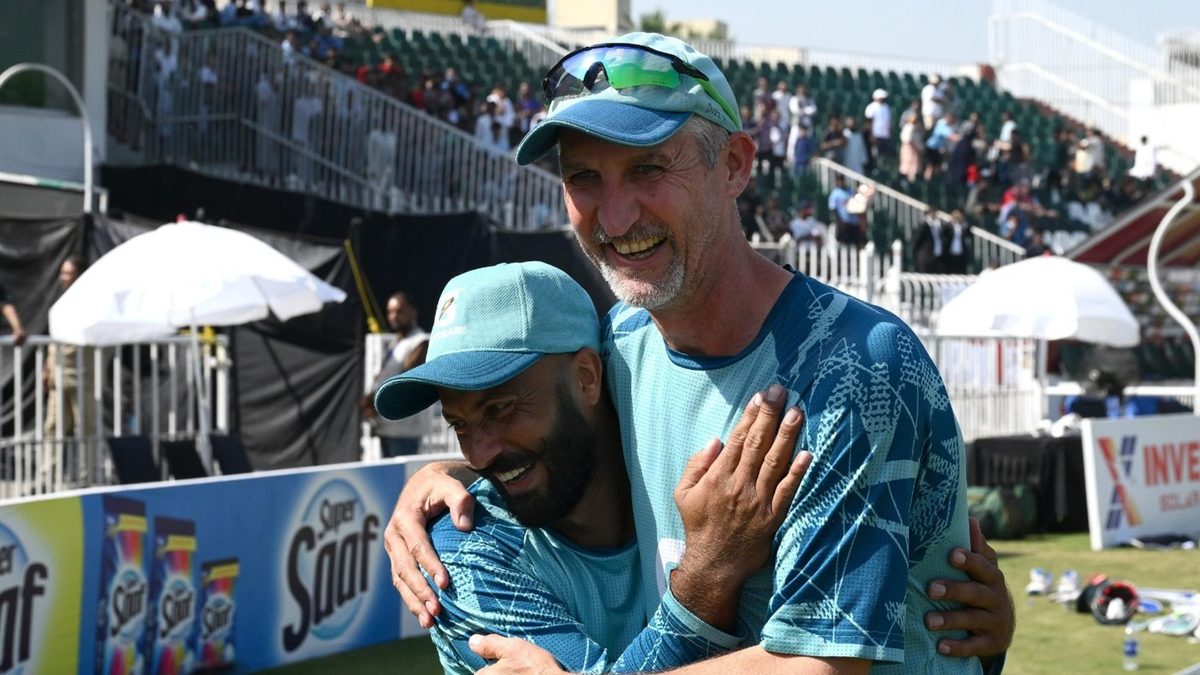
xmin=1081 ymin=413 xmax=1200 ymax=550
xmin=0 ymin=456 xmax=445 ymax=674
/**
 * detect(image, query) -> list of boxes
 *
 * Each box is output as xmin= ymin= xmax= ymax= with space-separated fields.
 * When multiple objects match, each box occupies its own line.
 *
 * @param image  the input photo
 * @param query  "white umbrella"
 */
xmin=936 ymin=256 xmax=1140 ymax=347
xmin=48 ymin=221 xmax=347 ymax=472
xmin=50 ymin=221 xmax=346 ymax=345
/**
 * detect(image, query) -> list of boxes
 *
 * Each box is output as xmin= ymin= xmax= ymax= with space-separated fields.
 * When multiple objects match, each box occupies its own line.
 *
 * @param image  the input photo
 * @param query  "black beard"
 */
xmin=483 ymin=381 xmax=598 ymax=529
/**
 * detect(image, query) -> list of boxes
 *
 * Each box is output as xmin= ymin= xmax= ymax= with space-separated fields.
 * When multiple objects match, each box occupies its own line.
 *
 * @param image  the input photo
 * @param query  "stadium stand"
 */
xmin=113 ymin=1 xmax=1184 ymax=275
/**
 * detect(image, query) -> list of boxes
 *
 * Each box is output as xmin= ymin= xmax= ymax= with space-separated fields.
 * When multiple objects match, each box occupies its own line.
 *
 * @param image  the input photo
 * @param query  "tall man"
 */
xmin=375 ymin=262 xmax=811 ymax=672
xmin=0 ymin=280 xmax=27 ymax=346
xmin=364 ymin=291 xmax=430 ymax=457
xmin=388 ymin=33 xmax=1014 ymax=673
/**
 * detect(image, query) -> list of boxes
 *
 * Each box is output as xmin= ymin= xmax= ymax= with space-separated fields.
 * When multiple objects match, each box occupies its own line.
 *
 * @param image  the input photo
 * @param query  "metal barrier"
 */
xmin=792 ymin=240 xmax=894 ymax=304
xmin=106 ymin=1 xmax=566 ymax=228
xmin=361 ymin=332 xmax=459 ymax=461
xmin=810 ymin=157 xmax=1027 ymax=269
xmin=921 ymin=335 xmax=1044 ymax=441
xmin=988 ymin=0 xmax=1200 ymax=173
xmin=882 ymin=270 xmax=976 ymax=330
xmin=0 ymin=335 xmax=229 ymax=497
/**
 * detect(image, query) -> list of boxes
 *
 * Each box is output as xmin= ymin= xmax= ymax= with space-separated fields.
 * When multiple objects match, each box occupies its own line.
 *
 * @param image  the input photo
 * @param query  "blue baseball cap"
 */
xmin=374 ymin=262 xmax=600 ymax=420
xmin=515 ymin=32 xmax=742 ymax=166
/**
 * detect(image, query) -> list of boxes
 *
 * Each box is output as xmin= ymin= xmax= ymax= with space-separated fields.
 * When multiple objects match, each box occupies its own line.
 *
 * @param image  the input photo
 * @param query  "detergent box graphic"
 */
xmin=147 ymin=516 xmax=198 ymax=675
xmin=194 ymin=558 xmax=238 ymax=671
xmin=96 ymin=496 xmax=150 ymax=675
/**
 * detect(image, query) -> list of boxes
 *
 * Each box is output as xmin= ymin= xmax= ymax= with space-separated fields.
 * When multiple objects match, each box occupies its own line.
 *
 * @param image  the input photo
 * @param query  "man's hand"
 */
xmin=671 ymin=384 xmax=812 ymax=631
xmin=924 ymin=518 xmax=1015 ymax=661
xmin=471 ymin=634 xmax=566 ymax=675
xmin=11 ymin=326 xmax=26 ymax=347
xmin=384 ymin=461 xmax=477 ymax=629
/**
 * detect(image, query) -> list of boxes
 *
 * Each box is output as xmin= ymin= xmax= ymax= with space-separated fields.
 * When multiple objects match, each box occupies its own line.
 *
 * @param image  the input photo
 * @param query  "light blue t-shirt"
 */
xmin=427 ymin=480 xmax=742 ymax=673
xmin=602 ymin=273 xmax=981 ymax=673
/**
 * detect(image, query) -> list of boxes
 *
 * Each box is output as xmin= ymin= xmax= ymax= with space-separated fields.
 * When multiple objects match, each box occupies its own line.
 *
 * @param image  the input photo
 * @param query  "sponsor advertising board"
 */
xmin=0 ymin=458 xmax=439 ymax=673
xmin=1080 ymin=414 xmax=1200 ymax=550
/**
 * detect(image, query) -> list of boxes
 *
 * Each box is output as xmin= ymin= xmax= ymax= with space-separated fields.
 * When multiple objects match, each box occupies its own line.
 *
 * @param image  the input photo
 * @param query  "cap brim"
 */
xmin=515 ymin=100 xmax=692 ymax=165
xmin=374 ymin=351 xmax=544 ymax=420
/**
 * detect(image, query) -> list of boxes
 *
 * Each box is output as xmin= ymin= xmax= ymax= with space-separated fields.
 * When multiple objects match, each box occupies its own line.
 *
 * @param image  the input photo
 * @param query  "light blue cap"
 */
xmin=374 ymin=262 xmax=600 ymax=420
xmin=515 ymin=32 xmax=741 ymax=165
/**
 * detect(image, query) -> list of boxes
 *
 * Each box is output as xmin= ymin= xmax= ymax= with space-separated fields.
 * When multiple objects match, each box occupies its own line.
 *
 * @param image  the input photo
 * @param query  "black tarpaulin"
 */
xmin=0 ymin=183 xmax=85 ymax=436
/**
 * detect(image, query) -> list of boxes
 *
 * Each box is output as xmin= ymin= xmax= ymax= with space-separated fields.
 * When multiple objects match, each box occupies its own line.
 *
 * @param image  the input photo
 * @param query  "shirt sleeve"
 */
xmin=758 ymin=323 xmax=954 ymax=663
xmin=427 ymin=526 xmax=740 ymax=674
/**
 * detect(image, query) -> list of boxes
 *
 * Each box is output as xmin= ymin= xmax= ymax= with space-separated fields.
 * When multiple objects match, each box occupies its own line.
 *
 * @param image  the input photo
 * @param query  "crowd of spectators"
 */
xmin=129 ymin=0 xmax=546 ymax=160
xmin=739 ymin=71 xmax=1164 ymax=266
xmin=126 ymin=2 xmax=1167 ymax=267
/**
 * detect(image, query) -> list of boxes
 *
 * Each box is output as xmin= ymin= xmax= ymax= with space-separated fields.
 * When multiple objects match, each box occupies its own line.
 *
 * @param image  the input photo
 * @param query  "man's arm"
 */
xmin=471 ymin=640 xmax=869 ymax=675
xmin=1 ymin=303 xmax=26 ymax=346
xmin=427 ymin=516 xmax=743 ymax=674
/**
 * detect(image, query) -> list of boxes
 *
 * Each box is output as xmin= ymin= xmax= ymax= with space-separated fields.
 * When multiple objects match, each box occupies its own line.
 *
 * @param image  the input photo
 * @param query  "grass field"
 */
xmin=264 ymin=533 xmax=1200 ymax=674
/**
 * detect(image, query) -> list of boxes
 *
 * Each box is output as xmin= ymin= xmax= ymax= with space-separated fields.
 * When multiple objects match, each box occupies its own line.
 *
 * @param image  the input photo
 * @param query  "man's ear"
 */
xmin=723 ymin=131 xmax=757 ymax=198
xmin=571 ymin=348 xmax=604 ymax=407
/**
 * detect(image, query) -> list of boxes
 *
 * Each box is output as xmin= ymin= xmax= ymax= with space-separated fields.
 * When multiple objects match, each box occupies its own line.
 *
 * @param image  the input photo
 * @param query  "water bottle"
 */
xmin=1122 ymin=625 xmax=1139 ymax=671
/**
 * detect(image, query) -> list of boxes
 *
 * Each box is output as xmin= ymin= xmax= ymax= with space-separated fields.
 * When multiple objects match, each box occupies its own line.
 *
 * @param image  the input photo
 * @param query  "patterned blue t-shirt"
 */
xmin=427 ymin=479 xmax=742 ymax=673
xmin=602 ymin=273 xmax=981 ymax=673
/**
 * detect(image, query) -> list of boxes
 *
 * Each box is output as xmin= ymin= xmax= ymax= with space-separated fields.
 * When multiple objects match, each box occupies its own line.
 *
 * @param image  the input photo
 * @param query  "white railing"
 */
xmin=107 ymin=1 xmax=566 ymax=228
xmin=922 ymin=335 xmax=1044 ymax=440
xmin=988 ymin=0 xmax=1200 ymax=173
xmin=793 ymin=240 xmax=894 ymax=304
xmin=0 ymin=335 xmax=229 ymax=497
xmin=810 ymin=158 xmax=1027 ymax=269
xmin=361 ymin=332 xmax=459 ymax=461
xmin=882 ymin=270 xmax=976 ymax=330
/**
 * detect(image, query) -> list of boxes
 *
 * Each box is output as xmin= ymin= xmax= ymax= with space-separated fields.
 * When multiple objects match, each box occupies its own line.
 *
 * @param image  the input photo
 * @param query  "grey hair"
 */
xmin=684 ymin=116 xmax=732 ymax=168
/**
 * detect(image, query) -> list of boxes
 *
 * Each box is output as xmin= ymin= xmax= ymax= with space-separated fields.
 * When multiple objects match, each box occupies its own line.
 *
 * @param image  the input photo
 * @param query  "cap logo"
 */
xmin=435 ymin=291 xmax=461 ymax=327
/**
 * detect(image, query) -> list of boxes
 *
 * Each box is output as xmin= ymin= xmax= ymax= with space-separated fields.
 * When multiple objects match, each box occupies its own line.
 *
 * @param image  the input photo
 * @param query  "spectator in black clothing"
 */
xmin=913 ymin=207 xmax=946 ymax=274
xmin=1024 ymin=229 xmax=1052 ymax=258
xmin=819 ymin=116 xmax=845 ymax=162
xmin=0 ymin=282 xmax=27 ymax=346
xmin=947 ymin=123 xmax=976 ymax=186
xmin=944 ymin=210 xmax=974 ymax=274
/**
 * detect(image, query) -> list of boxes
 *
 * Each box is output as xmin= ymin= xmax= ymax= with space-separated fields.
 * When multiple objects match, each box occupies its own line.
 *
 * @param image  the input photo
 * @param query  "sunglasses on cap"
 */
xmin=541 ymin=42 xmax=740 ymax=130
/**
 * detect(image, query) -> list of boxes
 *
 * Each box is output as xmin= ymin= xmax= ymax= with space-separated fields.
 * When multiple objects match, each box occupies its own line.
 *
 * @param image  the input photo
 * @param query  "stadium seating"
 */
xmin=162 ymin=439 xmax=208 ymax=480
xmin=106 ymin=435 xmax=160 ymax=484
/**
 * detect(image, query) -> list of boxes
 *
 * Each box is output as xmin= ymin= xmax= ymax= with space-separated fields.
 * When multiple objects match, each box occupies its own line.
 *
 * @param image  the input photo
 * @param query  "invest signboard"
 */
xmin=0 ymin=457 xmax=445 ymax=673
xmin=1081 ymin=414 xmax=1200 ymax=550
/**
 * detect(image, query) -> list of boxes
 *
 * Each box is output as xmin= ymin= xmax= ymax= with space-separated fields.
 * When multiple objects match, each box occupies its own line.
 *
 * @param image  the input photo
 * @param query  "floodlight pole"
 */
xmin=0 ymin=63 xmax=94 ymax=214
xmin=1145 ymin=179 xmax=1199 ymax=413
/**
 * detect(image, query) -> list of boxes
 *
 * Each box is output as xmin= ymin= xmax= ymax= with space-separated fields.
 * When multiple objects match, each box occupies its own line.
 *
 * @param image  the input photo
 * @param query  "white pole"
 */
xmin=0 ymin=64 xmax=93 ymax=213
xmin=190 ymin=319 xmax=214 ymax=474
xmin=1145 ymin=179 xmax=1200 ymax=413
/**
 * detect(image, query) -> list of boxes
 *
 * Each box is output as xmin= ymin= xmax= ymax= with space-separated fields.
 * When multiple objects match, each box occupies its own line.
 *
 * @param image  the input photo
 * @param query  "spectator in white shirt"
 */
xmin=1129 ymin=135 xmax=1158 ymax=182
xmin=864 ymin=88 xmax=893 ymax=159
xmin=153 ymin=0 xmax=184 ymax=34
xmin=487 ymin=86 xmax=515 ymax=131
xmin=997 ymin=110 xmax=1017 ymax=145
xmin=787 ymin=201 xmax=827 ymax=250
xmin=461 ymin=0 xmax=485 ymax=31
xmin=474 ymin=100 xmax=497 ymax=144
xmin=771 ymin=81 xmax=792 ymax=129
xmin=273 ymin=1 xmax=300 ymax=31
xmin=921 ymin=74 xmax=944 ymax=130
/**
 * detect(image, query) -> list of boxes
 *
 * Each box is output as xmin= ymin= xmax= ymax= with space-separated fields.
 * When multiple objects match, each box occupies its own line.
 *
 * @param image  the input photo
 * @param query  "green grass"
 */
xmin=996 ymin=533 xmax=1200 ymax=674
xmin=263 ymin=534 xmax=1200 ymax=674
